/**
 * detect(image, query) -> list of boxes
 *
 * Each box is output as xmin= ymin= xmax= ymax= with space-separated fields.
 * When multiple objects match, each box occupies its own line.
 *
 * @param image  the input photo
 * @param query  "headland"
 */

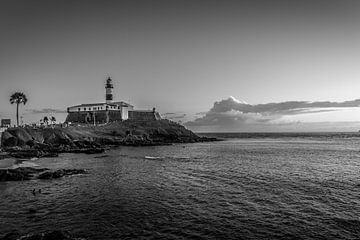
xmin=0 ymin=119 xmax=217 ymax=160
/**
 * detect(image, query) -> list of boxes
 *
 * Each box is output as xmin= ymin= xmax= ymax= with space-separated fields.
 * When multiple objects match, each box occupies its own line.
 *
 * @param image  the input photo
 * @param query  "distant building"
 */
xmin=1 ymin=119 xmax=11 ymax=128
xmin=65 ymin=77 xmax=161 ymax=124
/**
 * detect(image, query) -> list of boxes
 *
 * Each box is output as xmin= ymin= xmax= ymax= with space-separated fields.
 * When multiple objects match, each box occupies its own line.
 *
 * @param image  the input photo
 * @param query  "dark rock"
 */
xmin=1 ymin=131 xmax=18 ymax=147
xmin=0 ymin=231 xmax=21 ymax=240
xmin=0 ymin=168 xmax=49 ymax=181
xmin=5 ymin=148 xmax=59 ymax=159
xmin=0 ymin=230 xmax=85 ymax=240
xmin=0 ymin=168 xmax=86 ymax=181
xmin=42 ymin=230 xmax=73 ymax=240
xmin=1 ymin=120 xmax=218 ymax=156
xmin=41 ymin=152 xmax=59 ymax=158
xmin=5 ymin=128 xmax=33 ymax=146
xmin=0 ymin=152 xmax=10 ymax=160
xmin=69 ymin=148 xmax=105 ymax=154
xmin=94 ymin=155 xmax=109 ymax=158
xmin=37 ymin=169 xmax=87 ymax=180
xmin=28 ymin=208 xmax=37 ymax=214
xmin=8 ymin=149 xmax=42 ymax=158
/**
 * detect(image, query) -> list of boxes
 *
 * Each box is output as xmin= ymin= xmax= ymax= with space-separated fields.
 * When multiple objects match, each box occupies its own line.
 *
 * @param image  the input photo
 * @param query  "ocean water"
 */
xmin=1 ymin=133 xmax=360 ymax=239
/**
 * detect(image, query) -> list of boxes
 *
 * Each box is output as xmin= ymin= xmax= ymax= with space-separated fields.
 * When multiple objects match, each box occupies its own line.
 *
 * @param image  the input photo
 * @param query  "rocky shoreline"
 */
xmin=0 ymin=119 xmax=217 ymax=160
xmin=0 ymin=120 xmax=218 ymax=183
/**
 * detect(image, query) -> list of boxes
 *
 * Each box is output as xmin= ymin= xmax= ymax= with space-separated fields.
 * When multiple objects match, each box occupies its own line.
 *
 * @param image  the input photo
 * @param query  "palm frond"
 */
xmin=9 ymin=92 xmax=28 ymax=105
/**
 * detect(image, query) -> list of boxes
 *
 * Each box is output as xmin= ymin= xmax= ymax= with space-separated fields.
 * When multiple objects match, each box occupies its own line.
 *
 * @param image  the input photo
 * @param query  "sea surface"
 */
xmin=1 ymin=132 xmax=360 ymax=239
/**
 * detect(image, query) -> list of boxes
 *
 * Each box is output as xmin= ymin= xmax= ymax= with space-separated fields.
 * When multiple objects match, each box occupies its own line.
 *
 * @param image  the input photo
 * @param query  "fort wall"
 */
xmin=128 ymin=111 xmax=161 ymax=121
xmin=65 ymin=110 xmax=122 ymax=124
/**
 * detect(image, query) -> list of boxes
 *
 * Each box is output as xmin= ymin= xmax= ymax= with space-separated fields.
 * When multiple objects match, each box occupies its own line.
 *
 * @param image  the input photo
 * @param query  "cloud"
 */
xmin=195 ymin=111 xmax=207 ymax=116
xmin=26 ymin=108 xmax=68 ymax=114
xmin=185 ymin=97 xmax=360 ymax=131
xmin=162 ymin=112 xmax=187 ymax=120
xmin=209 ymin=97 xmax=360 ymax=115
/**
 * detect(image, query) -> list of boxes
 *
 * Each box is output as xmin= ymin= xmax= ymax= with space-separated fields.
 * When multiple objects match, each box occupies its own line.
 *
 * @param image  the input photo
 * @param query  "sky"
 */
xmin=1 ymin=0 xmax=360 ymax=131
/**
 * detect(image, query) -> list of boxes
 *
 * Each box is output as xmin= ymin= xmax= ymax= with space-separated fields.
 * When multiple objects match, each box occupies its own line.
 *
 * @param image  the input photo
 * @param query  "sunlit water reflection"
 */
xmin=1 ymin=136 xmax=360 ymax=239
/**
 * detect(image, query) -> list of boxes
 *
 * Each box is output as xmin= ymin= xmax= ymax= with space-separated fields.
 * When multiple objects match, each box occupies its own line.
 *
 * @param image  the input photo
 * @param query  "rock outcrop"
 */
xmin=1 ymin=120 xmax=217 ymax=156
xmin=0 ymin=167 xmax=87 ymax=181
xmin=0 ymin=230 xmax=85 ymax=240
xmin=0 ymin=167 xmax=48 ymax=181
xmin=37 ymin=169 xmax=87 ymax=180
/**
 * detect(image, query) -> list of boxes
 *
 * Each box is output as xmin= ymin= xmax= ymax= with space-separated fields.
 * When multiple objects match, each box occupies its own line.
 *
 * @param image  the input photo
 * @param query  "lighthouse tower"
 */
xmin=105 ymin=77 xmax=113 ymax=104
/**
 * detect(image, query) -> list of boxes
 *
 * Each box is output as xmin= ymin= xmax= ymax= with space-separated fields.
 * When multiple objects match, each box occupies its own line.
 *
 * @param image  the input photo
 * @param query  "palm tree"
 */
xmin=43 ymin=116 xmax=49 ymax=126
xmin=50 ymin=116 xmax=56 ymax=127
xmin=10 ymin=92 xmax=28 ymax=127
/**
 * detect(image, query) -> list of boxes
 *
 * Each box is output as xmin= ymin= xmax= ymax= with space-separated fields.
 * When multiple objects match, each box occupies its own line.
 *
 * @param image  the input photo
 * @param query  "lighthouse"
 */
xmin=65 ymin=76 xmax=160 ymax=124
xmin=105 ymin=77 xmax=113 ymax=104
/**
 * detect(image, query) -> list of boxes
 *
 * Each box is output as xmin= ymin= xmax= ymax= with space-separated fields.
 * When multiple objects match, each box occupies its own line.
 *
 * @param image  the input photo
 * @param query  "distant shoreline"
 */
xmin=197 ymin=131 xmax=360 ymax=139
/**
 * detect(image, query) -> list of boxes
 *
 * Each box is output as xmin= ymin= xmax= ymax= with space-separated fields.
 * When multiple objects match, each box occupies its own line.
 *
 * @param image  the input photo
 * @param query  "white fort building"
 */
xmin=66 ymin=77 xmax=160 ymax=124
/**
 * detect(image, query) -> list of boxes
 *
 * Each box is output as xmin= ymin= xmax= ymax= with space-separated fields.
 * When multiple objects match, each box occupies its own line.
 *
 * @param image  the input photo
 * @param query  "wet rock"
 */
xmin=69 ymin=148 xmax=105 ymax=154
xmin=3 ymin=148 xmax=59 ymax=159
xmin=0 ymin=152 xmax=10 ymax=160
xmin=4 ymin=128 xmax=33 ymax=147
xmin=94 ymin=154 xmax=109 ymax=158
xmin=0 ymin=231 xmax=21 ymax=240
xmin=37 ymin=169 xmax=87 ymax=180
xmin=0 ymin=230 xmax=86 ymax=240
xmin=1 ymin=131 xmax=18 ymax=147
xmin=8 ymin=149 xmax=42 ymax=158
xmin=0 ymin=168 xmax=49 ymax=181
xmin=0 ymin=168 xmax=86 ymax=181
xmin=28 ymin=208 xmax=37 ymax=214
xmin=41 ymin=152 xmax=59 ymax=158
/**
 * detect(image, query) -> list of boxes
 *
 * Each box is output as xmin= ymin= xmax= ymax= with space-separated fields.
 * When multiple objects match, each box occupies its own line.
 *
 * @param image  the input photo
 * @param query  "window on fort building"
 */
xmin=84 ymin=108 xmax=86 ymax=111
xmin=78 ymin=108 xmax=80 ymax=111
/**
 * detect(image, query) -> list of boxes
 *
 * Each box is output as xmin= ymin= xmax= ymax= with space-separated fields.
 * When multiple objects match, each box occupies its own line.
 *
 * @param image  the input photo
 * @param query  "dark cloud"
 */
xmin=26 ymin=108 xmax=68 ymax=114
xmin=186 ymin=97 xmax=360 ymax=128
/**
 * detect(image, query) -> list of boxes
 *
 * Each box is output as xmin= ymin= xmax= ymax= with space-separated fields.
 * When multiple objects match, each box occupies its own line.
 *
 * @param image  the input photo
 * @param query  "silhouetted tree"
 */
xmin=50 ymin=116 xmax=56 ymax=127
xmin=43 ymin=116 xmax=49 ymax=126
xmin=10 ymin=92 xmax=28 ymax=126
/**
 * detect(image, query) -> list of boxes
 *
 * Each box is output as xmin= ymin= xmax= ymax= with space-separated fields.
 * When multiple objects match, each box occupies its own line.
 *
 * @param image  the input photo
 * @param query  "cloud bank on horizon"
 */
xmin=185 ymin=97 xmax=360 ymax=132
xmin=26 ymin=108 xmax=68 ymax=115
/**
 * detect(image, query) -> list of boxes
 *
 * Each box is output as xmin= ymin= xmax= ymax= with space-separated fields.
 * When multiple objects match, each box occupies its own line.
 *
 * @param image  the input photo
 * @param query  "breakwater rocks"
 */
xmin=0 ymin=120 xmax=217 ymax=158
xmin=0 ymin=167 xmax=87 ymax=181
xmin=0 ymin=230 xmax=85 ymax=240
